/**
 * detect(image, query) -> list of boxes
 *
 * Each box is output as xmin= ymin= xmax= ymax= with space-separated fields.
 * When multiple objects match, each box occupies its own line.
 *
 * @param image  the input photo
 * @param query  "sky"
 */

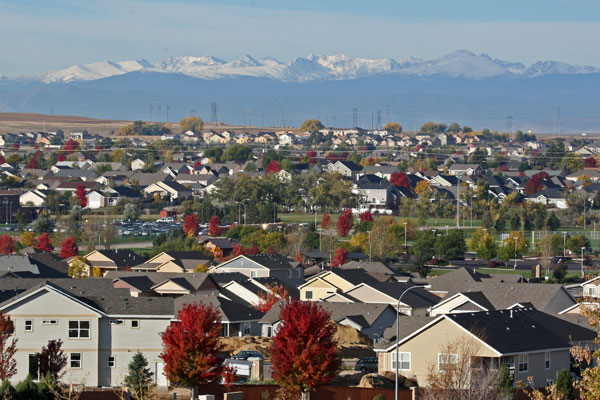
xmin=1 ymin=0 xmax=600 ymax=76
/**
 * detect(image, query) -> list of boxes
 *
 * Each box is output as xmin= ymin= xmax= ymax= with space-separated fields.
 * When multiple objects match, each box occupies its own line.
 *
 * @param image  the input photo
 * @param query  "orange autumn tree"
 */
xmin=255 ymin=283 xmax=289 ymax=313
xmin=271 ymin=299 xmax=341 ymax=400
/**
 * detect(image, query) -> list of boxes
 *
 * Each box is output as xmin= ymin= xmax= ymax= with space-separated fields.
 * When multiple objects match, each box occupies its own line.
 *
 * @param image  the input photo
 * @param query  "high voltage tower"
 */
xmin=555 ymin=107 xmax=562 ymax=134
xmin=149 ymin=104 xmax=153 ymax=121
xmin=385 ymin=105 xmax=390 ymax=125
xmin=352 ymin=108 xmax=358 ymax=128
xmin=506 ymin=116 xmax=513 ymax=139
xmin=210 ymin=102 xmax=218 ymax=123
xmin=376 ymin=109 xmax=382 ymax=130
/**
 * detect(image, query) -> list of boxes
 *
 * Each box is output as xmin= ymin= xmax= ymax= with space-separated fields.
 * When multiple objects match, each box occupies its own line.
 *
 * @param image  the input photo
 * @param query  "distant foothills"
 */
xmin=1 ymin=50 xmax=600 ymax=132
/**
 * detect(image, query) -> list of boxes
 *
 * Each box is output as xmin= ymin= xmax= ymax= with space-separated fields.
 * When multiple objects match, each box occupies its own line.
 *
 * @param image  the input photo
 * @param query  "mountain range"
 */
xmin=13 ymin=50 xmax=600 ymax=83
xmin=2 ymin=50 xmax=600 ymax=132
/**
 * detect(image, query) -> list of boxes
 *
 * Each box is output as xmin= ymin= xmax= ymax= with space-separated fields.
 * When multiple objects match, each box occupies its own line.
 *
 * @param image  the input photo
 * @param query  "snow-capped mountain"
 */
xmin=18 ymin=50 xmax=600 ymax=84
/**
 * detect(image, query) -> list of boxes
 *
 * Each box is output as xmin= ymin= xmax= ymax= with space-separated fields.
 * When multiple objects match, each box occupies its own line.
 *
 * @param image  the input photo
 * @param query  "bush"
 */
xmin=373 ymin=395 xmax=386 ymax=400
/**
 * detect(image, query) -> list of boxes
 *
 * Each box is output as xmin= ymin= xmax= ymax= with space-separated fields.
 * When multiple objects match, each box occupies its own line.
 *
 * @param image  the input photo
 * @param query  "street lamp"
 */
xmin=513 ymin=236 xmax=518 ymax=270
xmin=562 ymin=231 xmax=567 ymax=257
xmin=581 ymin=247 xmax=586 ymax=279
xmin=403 ymin=222 xmax=407 ymax=249
xmin=368 ymin=231 xmax=372 ymax=262
xmin=396 ymin=285 xmax=428 ymax=400
xmin=236 ymin=200 xmax=248 ymax=225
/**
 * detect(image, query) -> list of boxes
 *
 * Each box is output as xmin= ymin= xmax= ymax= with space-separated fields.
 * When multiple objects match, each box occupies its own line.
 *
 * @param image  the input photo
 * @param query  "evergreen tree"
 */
xmin=546 ymin=213 xmax=561 ymax=231
xmin=510 ymin=213 xmax=521 ymax=230
xmin=494 ymin=216 xmax=506 ymax=232
xmin=481 ymin=211 xmax=493 ymax=229
xmin=522 ymin=212 xmax=533 ymax=231
xmin=554 ymin=369 xmax=574 ymax=400
xmin=124 ymin=352 xmax=154 ymax=400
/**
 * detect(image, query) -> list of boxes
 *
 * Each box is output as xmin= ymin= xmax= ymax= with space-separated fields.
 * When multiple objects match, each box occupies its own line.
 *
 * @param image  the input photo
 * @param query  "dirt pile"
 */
xmin=333 ymin=322 xmax=375 ymax=359
xmin=219 ymin=336 xmax=273 ymax=357
xmin=358 ymin=373 xmax=395 ymax=388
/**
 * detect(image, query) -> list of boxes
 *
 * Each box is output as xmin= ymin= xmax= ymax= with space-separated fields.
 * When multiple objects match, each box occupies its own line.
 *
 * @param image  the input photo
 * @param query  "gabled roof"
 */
xmin=95 ymin=250 xmax=147 ymax=268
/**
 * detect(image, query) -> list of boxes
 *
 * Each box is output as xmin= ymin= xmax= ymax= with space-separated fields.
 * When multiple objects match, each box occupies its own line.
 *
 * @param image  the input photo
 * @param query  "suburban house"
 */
xmin=447 ymin=163 xmax=482 ymax=176
xmin=209 ymin=254 xmax=304 ymax=286
xmin=71 ymin=250 xmax=147 ymax=276
xmin=260 ymin=301 xmax=397 ymax=341
xmin=0 ymin=280 xmax=174 ymax=387
xmin=375 ymin=308 xmax=596 ymax=388
xmin=143 ymin=181 xmax=192 ymax=200
xmin=326 ymin=160 xmax=362 ymax=179
xmin=131 ymin=251 xmax=211 ymax=273
xmin=19 ymin=189 xmax=47 ymax=207
xmin=299 ymin=269 xmax=391 ymax=301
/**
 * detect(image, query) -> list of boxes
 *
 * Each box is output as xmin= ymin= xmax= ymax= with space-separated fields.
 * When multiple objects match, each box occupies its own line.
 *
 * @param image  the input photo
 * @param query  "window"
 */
xmin=391 ymin=352 xmax=411 ymax=370
xmin=438 ymin=353 xmax=459 ymax=371
xmin=546 ymin=379 xmax=554 ymax=386
xmin=42 ymin=320 xmax=57 ymax=325
xmin=518 ymin=354 xmax=528 ymax=372
xmin=545 ymin=352 xmax=551 ymax=370
xmin=305 ymin=291 xmax=313 ymax=300
xmin=24 ymin=320 xmax=33 ymax=332
xmin=70 ymin=353 xmax=81 ymax=368
xmin=296 ymin=269 xmax=301 ymax=278
xmin=68 ymin=320 xmax=90 ymax=338
xmin=503 ymin=356 xmax=515 ymax=369
xmin=250 ymin=271 xmax=257 ymax=278
xmin=107 ymin=356 xmax=115 ymax=368
xmin=109 ymin=320 xmax=124 ymax=325
xmin=287 ymin=270 xmax=292 ymax=278
xmin=588 ymin=287 xmax=596 ymax=296
xmin=131 ymin=320 xmax=140 ymax=329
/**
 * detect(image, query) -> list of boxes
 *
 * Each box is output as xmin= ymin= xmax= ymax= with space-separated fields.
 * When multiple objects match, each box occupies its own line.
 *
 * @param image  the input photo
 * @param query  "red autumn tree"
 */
xmin=222 ymin=364 xmax=237 ymax=392
xmin=584 ymin=157 xmax=597 ymax=168
xmin=64 ymin=138 xmax=79 ymax=153
xmin=306 ymin=150 xmax=317 ymax=164
xmin=255 ymin=283 xmax=290 ymax=313
xmin=11 ymin=144 xmax=19 ymax=151
xmin=0 ymin=155 xmax=5 ymax=164
xmin=0 ymin=311 xmax=17 ymax=380
xmin=36 ymin=232 xmax=53 ymax=253
xmin=193 ymin=160 xmax=202 ymax=169
xmin=295 ymin=252 xmax=304 ymax=262
xmin=524 ymin=171 xmax=550 ymax=195
xmin=0 ymin=235 xmax=15 ymax=255
xmin=265 ymin=160 xmax=282 ymax=175
xmin=359 ymin=211 xmax=373 ymax=223
xmin=160 ymin=303 xmax=223 ymax=387
xmin=56 ymin=154 xmax=66 ymax=162
xmin=60 ymin=236 xmax=78 ymax=258
xmin=36 ymin=339 xmax=67 ymax=380
xmin=331 ymin=248 xmax=348 ymax=267
xmin=336 ymin=209 xmax=353 ymax=237
xmin=75 ymin=184 xmax=87 ymax=207
xmin=183 ymin=214 xmax=199 ymax=238
xmin=26 ymin=156 xmax=39 ymax=169
xmin=208 ymin=215 xmax=221 ymax=236
xmin=321 ymin=213 xmax=331 ymax=230
xmin=271 ymin=300 xmax=341 ymax=400
xmin=390 ymin=171 xmax=410 ymax=189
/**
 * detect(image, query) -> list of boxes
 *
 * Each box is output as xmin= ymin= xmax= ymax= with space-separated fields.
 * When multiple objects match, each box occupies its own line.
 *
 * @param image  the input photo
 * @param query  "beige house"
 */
xmin=376 ymin=308 xmax=596 ymax=388
xmin=132 ymin=251 xmax=210 ymax=273
xmin=70 ymin=250 xmax=146 ymax=276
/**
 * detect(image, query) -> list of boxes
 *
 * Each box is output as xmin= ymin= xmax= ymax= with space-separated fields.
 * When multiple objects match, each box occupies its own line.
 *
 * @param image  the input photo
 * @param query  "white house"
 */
xmin=19 ymin=190 xmax=47 ymax=207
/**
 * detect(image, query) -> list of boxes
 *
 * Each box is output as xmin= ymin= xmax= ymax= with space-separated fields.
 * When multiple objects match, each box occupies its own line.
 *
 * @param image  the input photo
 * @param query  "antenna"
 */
xmin=555 ymin=107 xmax=561 ymax=134
xmin=352 ymin=108 xmax=358 ymax=128
xmin=210 ymin=102 xmax=218 ymax=123
xmin=506 ymin=116 xmax=513 ymax=140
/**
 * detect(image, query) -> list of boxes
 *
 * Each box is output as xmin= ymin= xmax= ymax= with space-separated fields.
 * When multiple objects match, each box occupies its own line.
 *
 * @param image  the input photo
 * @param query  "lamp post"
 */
xmin=581 ymin=247 xmax=586 ymax=279
xmin=403 ymin=222 xmax=407 ymax=249
xmin=562 ymin=231 xmax=567 ymax=257
xmin=396 ymin=285 xmax=428 ymax=400
xmin=456 ymin=173 xmax=462 ymax=228
xmin=513 ymin=236 xmax=518 ymax=270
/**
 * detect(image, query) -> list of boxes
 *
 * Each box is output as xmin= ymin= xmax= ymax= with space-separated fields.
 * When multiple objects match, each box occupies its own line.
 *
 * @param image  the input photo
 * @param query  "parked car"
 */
xmin=230 ymin=350 xmax=263 ymax=360
xmin=354 ymin=357 xmax=378 ymax=374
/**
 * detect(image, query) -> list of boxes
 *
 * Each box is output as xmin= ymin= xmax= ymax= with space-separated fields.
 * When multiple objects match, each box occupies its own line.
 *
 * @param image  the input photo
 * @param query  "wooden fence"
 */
xmin=196 ymin=384 xmax=413 ymax=400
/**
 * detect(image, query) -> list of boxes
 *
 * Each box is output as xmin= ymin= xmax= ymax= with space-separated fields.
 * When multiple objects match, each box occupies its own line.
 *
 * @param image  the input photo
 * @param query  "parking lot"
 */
xmin=115 ymin=219 xmax=183 ymax=237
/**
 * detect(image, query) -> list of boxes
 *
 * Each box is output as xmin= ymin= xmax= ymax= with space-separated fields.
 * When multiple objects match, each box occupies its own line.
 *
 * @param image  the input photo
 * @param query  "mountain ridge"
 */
xmin=14 ymin=50 xmax=600 ymax=84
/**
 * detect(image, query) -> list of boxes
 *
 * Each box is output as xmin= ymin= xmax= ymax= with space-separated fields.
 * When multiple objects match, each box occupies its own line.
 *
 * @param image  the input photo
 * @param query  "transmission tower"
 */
xmin=157 ymin=104 xmax=161 ymax=121
xmin=506 ymin=116 xmax=513 ymax=139
xmin=166 ymin=104 xmax=170 ymax=122
xmin=352 ymin=108 xmax=358 ymax=128
xmin=210 ymin=102 xmax=218 ymax=123
xmin=149 ymin=104 xmax=153 ymax=121
xmin=386 ymin=104 xmax=390 ymax=125
xmin=555 ymin=107 xmax=562 ymax=134
xmin=376 ymin=110 xmax=382 ymax=130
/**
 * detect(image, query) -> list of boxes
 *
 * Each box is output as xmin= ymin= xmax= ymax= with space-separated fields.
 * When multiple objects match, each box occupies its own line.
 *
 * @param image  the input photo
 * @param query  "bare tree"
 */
xmin=420 ymin=336 xmax=512 ymax=400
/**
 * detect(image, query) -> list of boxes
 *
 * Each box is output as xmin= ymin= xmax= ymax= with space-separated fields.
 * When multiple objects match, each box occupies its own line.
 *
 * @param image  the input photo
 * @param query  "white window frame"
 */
xmin=546 ymin=378 xmax=554 ymax=386
xmin=518 ymin=353 xmax=528 ymax=372
xmin=131 ymin=320 xmax=140 ymax=329
xmin=42 ymin=320 xmax=57 ymax=325
xmin=107 ymin=355 xmax=116 ymax=368
xmin=250 ymin=271 xmax=257 ymax=278
xmin=109 ymin=319 xmax=124 ymax=325
xmin=305 ymin=290 xmax=313 ymax=300
xmin=68 ymin=320 xmax=90 ymax=339
xmin=24 ymin=320 xmax=33 ymax=332
xmin=391 ymin=352 xmax=411 ymax=371
xmin=545 ymin=352 xmax=551 ymax=370
xmin=70 ymin=353 xmax=82 ymax=369
xmin=438 ymin=353 xmax=459 ymax=372
xmin=588 ymin=286 xmax=596 ymax=296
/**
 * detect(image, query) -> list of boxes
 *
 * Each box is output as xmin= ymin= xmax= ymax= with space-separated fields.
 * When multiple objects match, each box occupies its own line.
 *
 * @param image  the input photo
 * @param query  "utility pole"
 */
xmin=456 ymin=173 xmax=462 ymax=228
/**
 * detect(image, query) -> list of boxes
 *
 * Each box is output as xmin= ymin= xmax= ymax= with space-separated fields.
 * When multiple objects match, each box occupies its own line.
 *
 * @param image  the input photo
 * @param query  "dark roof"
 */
xmin=358 ymin=175 xmax=383 ymax=184
xmin=361 ymin=282 xmax=440 ymax=309
xmin=199 ymin=237 xmax=239 ymax=250
xmin=448 ymin=308 xmax=596 ymax=354
xmin=110 ymin=186 xmax=143 ymax=197
xmin=243 ymin=254 xmax=294 ymax=270
xmin=336 ymin=160 xmax=362 ymax=171
xmin=96 ymin=250 xmax=146 ymax=267
xmin=165 ymin=251 xmax=208 ymax=260
xmin=455 ymin=291 xmax=496 ymax=311
xmin=174 ymin=292 xmax=263 ymax=322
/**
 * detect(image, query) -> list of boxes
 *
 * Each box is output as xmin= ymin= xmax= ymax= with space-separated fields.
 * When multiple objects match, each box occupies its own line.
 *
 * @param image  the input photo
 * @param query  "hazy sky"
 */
xmin=2 ymin=0 xmax=600 ymax=76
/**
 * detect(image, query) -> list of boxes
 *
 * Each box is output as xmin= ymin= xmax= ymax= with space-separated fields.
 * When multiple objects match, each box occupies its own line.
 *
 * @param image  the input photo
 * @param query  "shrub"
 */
xmin=373 ymin=395 xmax=386 ymax=400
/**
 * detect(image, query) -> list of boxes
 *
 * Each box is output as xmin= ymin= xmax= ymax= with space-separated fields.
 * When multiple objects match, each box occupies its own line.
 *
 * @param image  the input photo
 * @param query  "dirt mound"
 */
xmin=358 ymin=373 xmax=395 ymax=388
xmin=219 ymin=336 xmax=273 ymax=357
xmin=333 ymin=323 xmax=372 ymax=346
